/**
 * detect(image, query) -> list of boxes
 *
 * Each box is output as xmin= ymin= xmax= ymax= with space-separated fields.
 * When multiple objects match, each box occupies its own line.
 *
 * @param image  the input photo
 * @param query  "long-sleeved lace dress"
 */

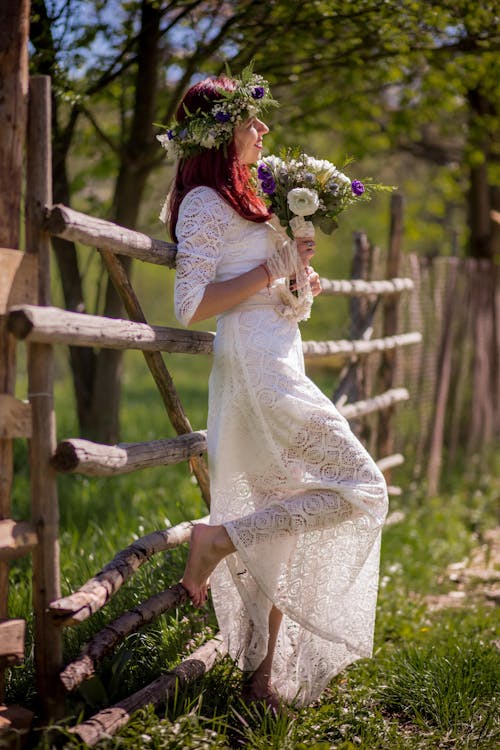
xmin=174 ymin=186 xmax=388 ymax=705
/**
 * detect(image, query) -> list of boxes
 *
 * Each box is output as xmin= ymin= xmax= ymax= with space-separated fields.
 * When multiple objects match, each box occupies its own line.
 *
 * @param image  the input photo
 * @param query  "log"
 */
xmin=320 ymin=276 xmax=414 ymax=297
xmin=69 ymin=636 xmax=226 ymax=747
xmin=0 ymin=395 xmax=31 ymax=439
xmin=45 ymin=204 xmax=177 ymax=267
xmin=7 ymin=306 xmax=421 ymax=361
xmin=0 ymin=248 xmax=38 ymax=314
xmin=376 ymin=193 xmax=404 ymax=474
xmin=49 ymin=516 xmax=209 ymax=623
xmin=339 ymin=388 xmax=409 ymax=420
xmin=60 ymin=583 xmax=190 ymax=691
xmin=8 ymin=305 xmax=214 ymax=354
xmin=376 ymin=453 xmax=404 ymax=472
xmin=25 ymin=75 xmax=64 ymax=718
xmin=0 ymin=520 xmax=37 ymax=561
xmin=0 ymin=620 xmax=25 ymax=663
xmin=51 ymin=431 xmax=207 ymax=475
xmin=302 ymin=331 xmax=421 ymax=359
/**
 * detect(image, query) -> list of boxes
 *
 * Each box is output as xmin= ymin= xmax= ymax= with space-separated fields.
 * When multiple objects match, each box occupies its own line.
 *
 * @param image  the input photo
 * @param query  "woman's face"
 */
xmin=234 ymin=117 xmax=269 ymax=164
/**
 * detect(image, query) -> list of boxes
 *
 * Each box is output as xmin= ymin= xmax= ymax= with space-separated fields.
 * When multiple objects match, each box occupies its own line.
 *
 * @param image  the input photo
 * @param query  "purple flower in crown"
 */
xmin=215 ymin=111 xmax=231 ymax=123
xmin=166 ymin=129 xmax=175 ymax=140
xmin=351 ymin=179 xmax=365 ymax=196
xmin=252 ymin=86 xmax=265 ymax=99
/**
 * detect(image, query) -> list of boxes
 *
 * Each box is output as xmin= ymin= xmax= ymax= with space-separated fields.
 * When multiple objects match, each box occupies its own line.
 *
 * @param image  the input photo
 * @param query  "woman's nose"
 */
xmin=257 ymin=119 xmax=269 ymax=134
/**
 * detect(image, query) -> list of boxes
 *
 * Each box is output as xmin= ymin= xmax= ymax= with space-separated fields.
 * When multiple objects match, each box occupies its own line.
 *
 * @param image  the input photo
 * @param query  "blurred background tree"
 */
xmin=29 ymin=0 xmax=499 ymax=442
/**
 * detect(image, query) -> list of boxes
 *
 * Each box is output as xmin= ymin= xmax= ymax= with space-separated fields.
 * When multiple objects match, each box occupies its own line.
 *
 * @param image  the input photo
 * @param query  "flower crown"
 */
xmin=156 ymin=65 xmax=278 ymax=161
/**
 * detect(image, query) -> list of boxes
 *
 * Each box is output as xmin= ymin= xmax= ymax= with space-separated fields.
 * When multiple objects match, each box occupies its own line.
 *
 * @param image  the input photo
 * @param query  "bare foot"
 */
xmin=241 ymin=674 xmax=282 ymax=715
xmin=180 ymin=524 xmax=234 ymax=607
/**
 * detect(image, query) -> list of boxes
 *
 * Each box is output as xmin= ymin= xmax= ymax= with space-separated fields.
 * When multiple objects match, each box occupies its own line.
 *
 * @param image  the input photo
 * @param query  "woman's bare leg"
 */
xmin=244 ymin=605 xmax=283 ymax=706
xmin=181 ymin=523 xmax=235 ymax=607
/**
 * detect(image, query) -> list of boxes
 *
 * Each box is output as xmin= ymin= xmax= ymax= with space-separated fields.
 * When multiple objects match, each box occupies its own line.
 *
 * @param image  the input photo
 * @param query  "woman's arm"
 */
xmin=189 ymin=264 xmax=270 ymax=323
xmin=190 ymin=236 xmax=317 ymax=323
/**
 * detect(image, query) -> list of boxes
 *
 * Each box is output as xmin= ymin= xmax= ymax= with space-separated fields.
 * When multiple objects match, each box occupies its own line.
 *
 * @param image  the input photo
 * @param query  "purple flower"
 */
xmin=351 ymin=179 xmax=365 ymax=196
xmin=252 ymin=86 xmax=265 ymax=99
xmin=261 ymin=177 xmax=276 ymax=194
xmin=167 ymin=129 xmax=175 ymax=140
xmin=215 ymin=111 xmax=231 ymax=123
xmin=257 ymin=164 xmax=272 ymax=180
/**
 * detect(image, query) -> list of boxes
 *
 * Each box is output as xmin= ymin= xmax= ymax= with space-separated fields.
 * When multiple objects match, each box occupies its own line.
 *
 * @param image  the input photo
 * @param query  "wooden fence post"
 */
xmin=25 ymin=75 xmax=64 ymax=718
xmin=376 ymin=194 xmax=403 ymax=474
xmin=0 ymin=0 xmax=30 ymax=702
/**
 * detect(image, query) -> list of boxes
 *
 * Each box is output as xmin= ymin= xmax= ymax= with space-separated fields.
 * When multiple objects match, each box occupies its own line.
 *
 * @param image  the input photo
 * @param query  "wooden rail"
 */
xmin=60 ymin=583 xmax=189 ymax=690
xmin=302 ymin=332 xmax=421 ymax=359
xmin=0 ymin=520 xmax=37 ymax=561
xmin=8 ymin=305 xmax=421 ymax=363
xmin=51 ymin=431 xmax=207 ymax=475
xmin=45 ymin=204 xmax=177 ymax=267
xmin=49 ymin=391 xmax=406 ymax=477
xmin=8 ymin=305 xmax=215 ymax=353
xmin=70 ymin=636 xmax=227 ymax=747
xmin=49 ymin=516 xmax=209 ymax=623
xmin=320 ymin=277 xmax=414 ymax=296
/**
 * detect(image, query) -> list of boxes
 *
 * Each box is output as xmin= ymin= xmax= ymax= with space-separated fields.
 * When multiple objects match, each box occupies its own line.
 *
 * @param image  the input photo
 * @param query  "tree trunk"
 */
xmin=467 ymin=88 xmax=495 ymax=260
xmin=90 ymin=0 xmax=162 ymax=443
xmin=30 ymin=0 xmax=97 ymax=433
xmin=0 ymin=0 xmax=29 ymax=700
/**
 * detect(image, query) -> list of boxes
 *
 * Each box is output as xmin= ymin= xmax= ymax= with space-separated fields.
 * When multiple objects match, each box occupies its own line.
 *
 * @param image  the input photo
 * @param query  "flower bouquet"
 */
xmin=255 ymin=148 xmax=392 ymax=321
xmin=256 ymin=148 xmax=390 ymax=240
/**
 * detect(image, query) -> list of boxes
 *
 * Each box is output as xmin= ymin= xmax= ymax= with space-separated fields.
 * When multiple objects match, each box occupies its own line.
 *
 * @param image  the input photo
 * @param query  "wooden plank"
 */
xmin=376 ymin=453 xmax=404 ymax=472
xmin=49 ymin=516 xmax=208 ymax=623
xmin=302 ymin=331 xmax=421 ymax=359
xmin=25 ymin=74 xmax=64 ymax=719
xmin=0 ymin=520 xmax=37 ymax=561
xmin=45 ymin=204 xmax=177 ymax=267
xmin=339 ymin=388 xmax=409 ymax=420
xmin=8 ymin=305 xmax=215 ymax=354
xmin=0 ymin=249 xmax=38 ymax=314
xmin=0 ymin=395 xmax=31 ymax=438
xmin=60 ymin=583 xmax=189 ymax=691
xmin=69 ymin=637 xmax=226 ymax=746
xmin=0 ymin=620 xmax=25 ymax=662
xmin=51 ymin=431 xmax=207 ymax=475
xmin=320 ymin=276 xmax=414 ymax=297
xmin=376 ymin=193 xmax=404 ymax=473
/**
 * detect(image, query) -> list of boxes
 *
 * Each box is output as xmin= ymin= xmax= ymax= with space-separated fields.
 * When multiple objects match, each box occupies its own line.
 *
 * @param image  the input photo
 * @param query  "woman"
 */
xmin=160 ymin=70 xmax=388 ymax=709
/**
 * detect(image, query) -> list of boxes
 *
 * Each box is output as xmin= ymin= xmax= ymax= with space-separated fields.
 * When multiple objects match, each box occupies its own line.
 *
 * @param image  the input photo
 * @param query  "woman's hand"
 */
xmin=306 ymin=266 xmax=322 ymax=297
xmin=290 ymin=265 xmax=322 ymax=296
xmin=296 ymin=236 xmax=316 ymax=268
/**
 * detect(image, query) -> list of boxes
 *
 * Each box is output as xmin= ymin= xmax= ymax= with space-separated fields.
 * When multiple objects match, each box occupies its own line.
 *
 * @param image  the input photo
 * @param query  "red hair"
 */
xmin=167 ymin=77 xmax=271 ymax=241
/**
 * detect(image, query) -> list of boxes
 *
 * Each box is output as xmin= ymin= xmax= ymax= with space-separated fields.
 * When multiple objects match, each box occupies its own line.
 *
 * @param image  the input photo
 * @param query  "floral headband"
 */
xmin=156 ymin=64 xmax=278 ymax=161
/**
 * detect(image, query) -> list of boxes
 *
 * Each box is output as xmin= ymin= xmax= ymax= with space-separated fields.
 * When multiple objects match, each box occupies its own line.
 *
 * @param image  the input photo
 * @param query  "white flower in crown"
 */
xmin=155 ymin=63 xmax=278 ymax=161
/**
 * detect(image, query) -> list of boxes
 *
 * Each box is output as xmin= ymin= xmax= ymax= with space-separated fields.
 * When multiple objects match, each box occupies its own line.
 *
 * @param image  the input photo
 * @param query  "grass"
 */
xmin=6 ymin=286 xmax=500 ymax=747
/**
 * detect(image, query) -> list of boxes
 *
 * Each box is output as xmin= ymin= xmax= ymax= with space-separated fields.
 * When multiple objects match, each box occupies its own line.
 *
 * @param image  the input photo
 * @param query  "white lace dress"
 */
xmin=174 ymin=186 xmax=388 ymax=705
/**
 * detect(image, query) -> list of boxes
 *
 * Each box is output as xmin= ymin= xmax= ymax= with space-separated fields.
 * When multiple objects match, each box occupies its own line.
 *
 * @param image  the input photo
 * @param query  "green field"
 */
xmin=8 ymin=317 xmax=500 ymax=748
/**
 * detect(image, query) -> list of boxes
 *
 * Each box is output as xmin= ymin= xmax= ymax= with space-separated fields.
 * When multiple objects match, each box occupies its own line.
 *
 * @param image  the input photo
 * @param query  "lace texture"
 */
xmin=174 ymin=186 xmax=388 ymax=705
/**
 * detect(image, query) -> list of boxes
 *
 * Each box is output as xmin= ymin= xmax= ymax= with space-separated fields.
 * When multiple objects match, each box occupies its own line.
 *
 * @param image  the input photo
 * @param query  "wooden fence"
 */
xmin=0 ymin=76 xmax=420 ymax=745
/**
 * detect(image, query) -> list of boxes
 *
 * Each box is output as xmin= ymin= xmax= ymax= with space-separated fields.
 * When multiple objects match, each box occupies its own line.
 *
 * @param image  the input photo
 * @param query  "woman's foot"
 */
xmin=241 ymin=673 xmax=282 ymax=715
xmin=180 ymin=524 xmax=234 ymax=607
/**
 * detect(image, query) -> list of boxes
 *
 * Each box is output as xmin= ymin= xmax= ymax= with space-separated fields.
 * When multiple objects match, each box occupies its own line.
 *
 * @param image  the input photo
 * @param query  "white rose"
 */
xmin=287 ymin=187 xmax=320 ymax=217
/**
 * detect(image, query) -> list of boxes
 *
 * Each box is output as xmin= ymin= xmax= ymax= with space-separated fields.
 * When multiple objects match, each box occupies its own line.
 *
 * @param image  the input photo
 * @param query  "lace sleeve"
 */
xmin=174 ymin=188 xmax=229 ymax=326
